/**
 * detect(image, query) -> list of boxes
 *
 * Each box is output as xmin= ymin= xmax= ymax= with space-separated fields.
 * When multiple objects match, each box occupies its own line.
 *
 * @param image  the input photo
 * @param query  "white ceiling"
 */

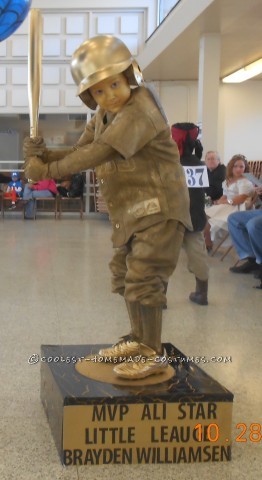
xmin=139 ymin=0 xmax=262 ymax=81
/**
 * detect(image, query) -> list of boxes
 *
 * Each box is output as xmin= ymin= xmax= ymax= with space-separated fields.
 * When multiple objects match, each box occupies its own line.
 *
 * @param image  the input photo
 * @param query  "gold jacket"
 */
xmin=43 ymin=87 xmax=192 ymax=247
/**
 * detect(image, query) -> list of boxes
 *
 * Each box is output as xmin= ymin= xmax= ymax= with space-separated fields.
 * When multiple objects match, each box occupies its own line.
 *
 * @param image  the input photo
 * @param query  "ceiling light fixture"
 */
xmin=222 ymin=58 xmax=262 ymax=83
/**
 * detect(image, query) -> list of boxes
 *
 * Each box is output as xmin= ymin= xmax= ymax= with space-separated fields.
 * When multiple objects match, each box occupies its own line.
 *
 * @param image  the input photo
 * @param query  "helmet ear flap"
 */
xmin=124 ymin=61 xmax=143 ymax=86
xmin=79 ymin=89 xmax=97 ymax=110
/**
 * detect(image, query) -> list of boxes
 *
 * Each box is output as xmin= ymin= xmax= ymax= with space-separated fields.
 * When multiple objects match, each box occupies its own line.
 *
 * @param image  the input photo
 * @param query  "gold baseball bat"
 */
xmin=28 ymin=8 xmax=42 ymax=138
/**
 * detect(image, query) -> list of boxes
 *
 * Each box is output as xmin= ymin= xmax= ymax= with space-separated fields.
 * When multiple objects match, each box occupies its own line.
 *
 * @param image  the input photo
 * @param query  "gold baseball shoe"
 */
xmin=98 ymin=340 xmax=141 ymax=360
xmin=98 ymin=341 xmax=159 ymax=363
xmin=113 ymin=350 xmax=168 ymax=380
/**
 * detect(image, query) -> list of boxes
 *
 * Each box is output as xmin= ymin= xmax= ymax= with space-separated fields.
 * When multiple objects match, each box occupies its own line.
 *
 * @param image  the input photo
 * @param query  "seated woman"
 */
xmin=204 ymin=154 xmax=254 ymax=250
xmin=23 ymin=179 xmax=58 ymax=219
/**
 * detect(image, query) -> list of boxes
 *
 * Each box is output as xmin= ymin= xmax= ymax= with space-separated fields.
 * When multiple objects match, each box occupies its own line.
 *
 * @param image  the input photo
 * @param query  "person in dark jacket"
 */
xmin=204 ymin=150 xmax=226 ymax=201
xmin=172 ymin=123 xmax=209 ymax=305
xmin=57 ymin=173 xmax=85 ymax=198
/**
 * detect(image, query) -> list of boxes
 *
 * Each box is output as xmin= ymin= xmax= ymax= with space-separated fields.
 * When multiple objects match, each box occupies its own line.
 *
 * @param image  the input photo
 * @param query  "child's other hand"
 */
xmin=24 ymin=157 xmax=48 ymax=182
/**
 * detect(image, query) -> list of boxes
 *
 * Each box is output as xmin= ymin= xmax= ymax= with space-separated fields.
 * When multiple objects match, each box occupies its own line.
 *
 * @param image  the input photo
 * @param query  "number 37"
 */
xmin=183 ymin=166 xmax=209 ymax=188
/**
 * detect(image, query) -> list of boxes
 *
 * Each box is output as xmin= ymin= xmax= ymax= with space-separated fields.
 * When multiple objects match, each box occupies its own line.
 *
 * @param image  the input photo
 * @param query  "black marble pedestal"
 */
xmin=40 ymin=343 xmax=233 ymax=466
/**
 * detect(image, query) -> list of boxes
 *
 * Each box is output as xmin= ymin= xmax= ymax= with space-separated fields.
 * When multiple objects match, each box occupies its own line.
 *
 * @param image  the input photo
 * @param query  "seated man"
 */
xmin=204 ymin=150 xmax=226 ymax=202
xmin=228 ymin=187 xmax=262 ymax=289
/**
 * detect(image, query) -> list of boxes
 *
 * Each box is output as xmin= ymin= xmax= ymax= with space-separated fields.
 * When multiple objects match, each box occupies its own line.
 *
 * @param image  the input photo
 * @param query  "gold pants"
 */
xmin=109 ymin=220 xmax=185 ymax=307
xmin=183 ymin=230 xmax=209 ymax=281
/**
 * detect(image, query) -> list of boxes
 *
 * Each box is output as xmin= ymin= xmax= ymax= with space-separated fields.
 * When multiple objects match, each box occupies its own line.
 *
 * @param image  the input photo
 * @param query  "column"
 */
xmin=198 ymin=34 xmax=221 ymax=152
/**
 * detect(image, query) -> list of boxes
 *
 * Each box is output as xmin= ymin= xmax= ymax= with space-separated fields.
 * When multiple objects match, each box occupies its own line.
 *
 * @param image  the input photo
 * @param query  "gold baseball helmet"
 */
xmin=70 ymin=35 xmax=143 ymax=109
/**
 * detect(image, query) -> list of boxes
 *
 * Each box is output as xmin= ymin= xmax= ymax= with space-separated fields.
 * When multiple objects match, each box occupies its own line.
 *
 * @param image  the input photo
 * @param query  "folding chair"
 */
xmin=211 ymin=231 xmax=234 ymax=261
xmin=209 ymin=189 xmax=258 ymax=261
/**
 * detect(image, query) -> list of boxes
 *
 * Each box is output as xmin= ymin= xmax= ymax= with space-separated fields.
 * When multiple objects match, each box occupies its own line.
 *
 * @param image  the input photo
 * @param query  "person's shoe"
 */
xmin=254 ymin=265 xmax=262 ymax=289
xmin=230 ymin=258 xmax=259 ymax=274
xmin=189 ymin=278 xmax=208 ymax=306
xmin=113 ymin=347 xmax=168 ymax=379
xmin=8 ymin=204 xmax=16 ymax=210
xmin=254 ymin=268 xmax=262 ymax=279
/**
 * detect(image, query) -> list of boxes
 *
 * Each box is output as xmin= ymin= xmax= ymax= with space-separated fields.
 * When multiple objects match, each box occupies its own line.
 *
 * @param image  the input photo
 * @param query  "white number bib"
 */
xmin=183 ymin=166 xmax=209 ymax=188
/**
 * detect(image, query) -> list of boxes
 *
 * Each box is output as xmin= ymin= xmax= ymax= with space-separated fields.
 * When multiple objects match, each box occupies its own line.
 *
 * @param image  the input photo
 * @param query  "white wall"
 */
xmin=158 ymin=81 xmax=198 ymax=128
xmin=0 ymin=0 xmax=157 ymax=114
xmin=158 ymin=80 xmax=262 ymax=163
xmin=220 ymin=82 xmax=262 ymax=162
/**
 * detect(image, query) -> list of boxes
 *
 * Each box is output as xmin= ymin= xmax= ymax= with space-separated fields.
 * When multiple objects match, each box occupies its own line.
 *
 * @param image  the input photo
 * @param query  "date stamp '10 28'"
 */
xmin=195 ymin=423 xmax=262 ymax=443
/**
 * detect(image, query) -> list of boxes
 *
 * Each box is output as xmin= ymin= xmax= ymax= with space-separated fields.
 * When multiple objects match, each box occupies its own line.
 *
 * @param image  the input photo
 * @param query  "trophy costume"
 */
xmin=24 ymin=36 xmax=191 ymax=379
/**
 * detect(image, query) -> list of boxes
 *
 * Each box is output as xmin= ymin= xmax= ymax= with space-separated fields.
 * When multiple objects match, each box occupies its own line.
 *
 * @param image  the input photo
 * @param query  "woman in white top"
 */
xmin=204 ymin=154 xmax=253 ymax=249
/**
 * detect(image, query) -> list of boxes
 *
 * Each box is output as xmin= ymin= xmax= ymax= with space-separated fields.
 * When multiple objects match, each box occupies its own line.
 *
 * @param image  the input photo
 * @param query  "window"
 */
xmin=158 ymin=0 xmax=181 ymax=25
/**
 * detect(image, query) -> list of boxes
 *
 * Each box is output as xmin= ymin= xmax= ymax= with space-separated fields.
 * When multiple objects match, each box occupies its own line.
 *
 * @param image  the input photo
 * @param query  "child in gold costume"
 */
xmin=24 ymin=35 xmax=191 ymax=379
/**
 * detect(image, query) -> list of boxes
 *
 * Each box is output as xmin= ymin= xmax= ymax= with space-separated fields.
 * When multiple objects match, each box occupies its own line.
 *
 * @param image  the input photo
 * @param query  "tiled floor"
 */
xmin=0 ymin=216 xmax=261 ymax=480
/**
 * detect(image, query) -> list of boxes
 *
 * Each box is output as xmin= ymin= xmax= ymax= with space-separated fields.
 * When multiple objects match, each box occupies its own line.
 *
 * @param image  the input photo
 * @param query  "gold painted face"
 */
xmin=89 ymin=73 xmax=131 ymax=113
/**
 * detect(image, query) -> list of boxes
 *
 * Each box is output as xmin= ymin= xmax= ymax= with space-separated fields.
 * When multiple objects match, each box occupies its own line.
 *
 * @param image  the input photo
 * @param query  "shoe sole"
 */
xmin=114 ymin=360 xmax=168 ymax=380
